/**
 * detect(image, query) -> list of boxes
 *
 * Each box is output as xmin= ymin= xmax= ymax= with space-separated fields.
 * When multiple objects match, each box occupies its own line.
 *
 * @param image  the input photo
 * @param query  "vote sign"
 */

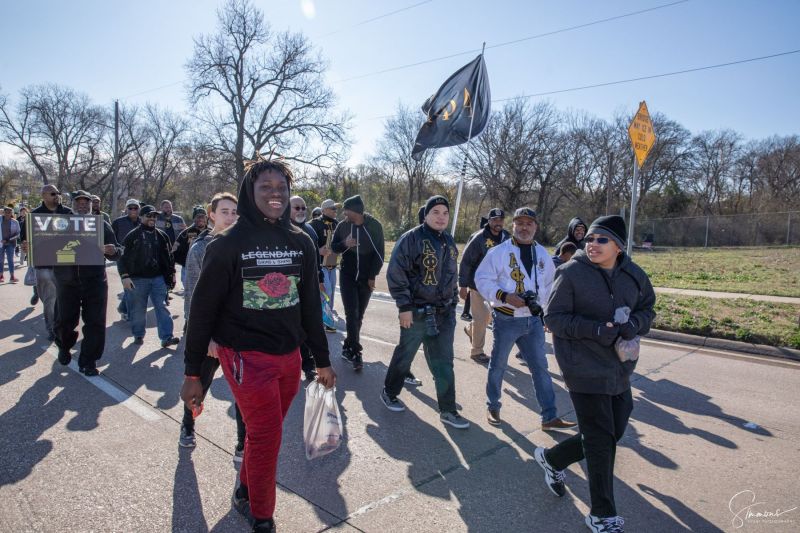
xmin=27 ymin=214 xmax=105 ymax=267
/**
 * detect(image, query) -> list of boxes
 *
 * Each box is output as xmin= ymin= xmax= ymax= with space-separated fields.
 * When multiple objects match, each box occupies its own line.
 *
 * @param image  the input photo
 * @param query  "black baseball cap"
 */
xmin=512 ymin=207 xmax=537 ymax=221
xmin=488 ymin=208 xmax=505 ymax=219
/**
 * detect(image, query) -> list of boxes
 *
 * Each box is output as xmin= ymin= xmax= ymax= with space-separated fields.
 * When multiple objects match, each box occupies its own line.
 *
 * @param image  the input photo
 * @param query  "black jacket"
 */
xmin=331 ymin=214 xmax=385 ymax=281
xmin=554 ymin=217 xmax=586 ymax=255
xmin=173 ymin=224 xmax=207 ymax=266
xmin=183 ymin=177 xmax=330 ymax=377
xmin=544 ymin=250 xmax=656 ymax=395
xmin=293 ymin=220 xmax=325 ymax=283
xmin=458 ymin=226 xmax=510 ymax=289
xmin=387 ymin=224 xmax=459 ymax=312
xmin=118 ymin=225 xmax=175 ymax=281
xmin=112 ymin=215 xmax=140 ymax=244
xmin=54 ymin=220 xmax=121 ymax=282
xmin=309 ymin=215 xmax=338 ymax=254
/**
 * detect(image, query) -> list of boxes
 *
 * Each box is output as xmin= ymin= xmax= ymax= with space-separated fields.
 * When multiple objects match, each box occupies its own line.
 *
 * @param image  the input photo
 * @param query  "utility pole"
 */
xmin=606 ymin=152 xmax=613 ymax=215
xmin=111 ymin=100 xmax=119 ymax=216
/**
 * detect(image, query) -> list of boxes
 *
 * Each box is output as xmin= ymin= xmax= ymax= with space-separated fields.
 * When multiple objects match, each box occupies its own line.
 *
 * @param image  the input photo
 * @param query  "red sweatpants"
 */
xmin=217 ymin=345 xmax=301 ymax=521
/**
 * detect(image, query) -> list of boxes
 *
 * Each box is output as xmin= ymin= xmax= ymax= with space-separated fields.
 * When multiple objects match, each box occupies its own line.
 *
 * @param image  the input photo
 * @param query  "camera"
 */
xmin=520 ymin=290 xmax=543 ymax=317
xmin=419 ymin=305 xmax=440 ymax=337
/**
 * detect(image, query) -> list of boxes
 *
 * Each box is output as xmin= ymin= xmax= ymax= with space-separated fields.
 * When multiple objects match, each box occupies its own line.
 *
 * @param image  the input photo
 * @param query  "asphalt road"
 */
xmin=1 ymin=265 xmax=798 ymax=533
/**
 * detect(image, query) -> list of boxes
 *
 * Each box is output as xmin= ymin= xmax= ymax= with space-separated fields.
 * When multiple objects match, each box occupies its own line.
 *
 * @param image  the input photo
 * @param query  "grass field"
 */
xmin=634 ymin=247 xmax=800 ymax=297
xmin=654 ymin=294 xmax=800 ymax=349
xmin=378 ymin=243 xmax=800 ymax=348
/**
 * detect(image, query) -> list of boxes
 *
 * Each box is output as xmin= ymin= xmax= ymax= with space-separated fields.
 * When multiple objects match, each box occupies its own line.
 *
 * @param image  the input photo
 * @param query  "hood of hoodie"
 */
xmin=567 ymin=217 xmax=586 ymax=242
xmin=235 ymin=172 xmax=298 ymax=233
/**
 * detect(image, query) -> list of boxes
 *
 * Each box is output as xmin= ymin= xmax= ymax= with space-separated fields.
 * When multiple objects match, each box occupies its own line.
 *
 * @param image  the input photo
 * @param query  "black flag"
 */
xmin=411 ymin=54 xmax=490 ymax=161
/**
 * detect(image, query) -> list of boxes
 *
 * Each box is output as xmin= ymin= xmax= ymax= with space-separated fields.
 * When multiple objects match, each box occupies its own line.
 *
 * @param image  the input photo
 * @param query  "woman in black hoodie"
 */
xmin=536 ymin=215 xmax=655 ymax=533
xmin=180 ymin=157 xmax=336 ymax=533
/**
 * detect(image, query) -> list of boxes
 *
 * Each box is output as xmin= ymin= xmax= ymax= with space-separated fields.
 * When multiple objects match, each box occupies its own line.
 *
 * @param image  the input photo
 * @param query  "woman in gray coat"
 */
xmin=535 ymin=215 xmax=655 ymax=533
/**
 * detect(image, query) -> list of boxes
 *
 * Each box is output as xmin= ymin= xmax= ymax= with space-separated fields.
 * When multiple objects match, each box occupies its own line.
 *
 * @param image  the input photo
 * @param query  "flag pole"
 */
xmin=450 ymin=42 xmax=486 ymax=239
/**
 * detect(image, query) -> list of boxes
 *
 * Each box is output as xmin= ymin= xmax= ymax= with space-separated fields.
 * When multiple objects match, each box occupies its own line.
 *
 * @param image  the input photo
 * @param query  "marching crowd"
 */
xmin=2 ymin=156 xmax=655 ymax=533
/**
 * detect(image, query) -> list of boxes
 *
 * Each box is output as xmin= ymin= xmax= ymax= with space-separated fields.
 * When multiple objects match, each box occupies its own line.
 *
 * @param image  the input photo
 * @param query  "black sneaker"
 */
xmin=440 ymin=411 xmax=470 ymax=429
xmin=57 ymin=347 xmax=71 ymax=366
xmin=79 ymin=366 xmax=99 ymax=377
xmin=252 ymin=518 xmax=276 ymax=532
xmin=534 ymin=447 xmax=566 ymax=497
xmin=133 ymin=337 xmax=144 ymax=345
xmin=179 ymin=426 xmax=196 ymax=448
xmin=460 ymin=312 xmax=473 ymax=322
xmin=161 ymin=337 xmax=180 ymax=348
xmin=404 ymin=374 xmax=422 ymax=386
xmin=380 ymin=388 xmax=406 ymax=412
xmin=352 ymin=352 xmax=363 ymax=371
xmin=232 ymin=483 xmax=251 ymax=521
xmin=30 ymin=292 xmax=39 ymax=305
xmin=340 ymin=346 xmax=354 ymax=362
xmin=585 ymin=514 xmax=625 ymax=533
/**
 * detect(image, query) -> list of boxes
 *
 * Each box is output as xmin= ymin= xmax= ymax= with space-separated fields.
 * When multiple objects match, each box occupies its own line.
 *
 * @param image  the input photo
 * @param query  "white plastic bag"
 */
xmin=615 ymin=336 xmax=641 ymax=362
xmin=24 ymin=267 xmax=37 ymax=287
xmin=303 ymin=381 xmax=343 ymax=460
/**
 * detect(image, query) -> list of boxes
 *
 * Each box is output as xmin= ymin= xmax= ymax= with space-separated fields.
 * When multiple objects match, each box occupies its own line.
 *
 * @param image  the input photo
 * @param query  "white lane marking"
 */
xmin=42 ymin=344 xmax=162 ymax=422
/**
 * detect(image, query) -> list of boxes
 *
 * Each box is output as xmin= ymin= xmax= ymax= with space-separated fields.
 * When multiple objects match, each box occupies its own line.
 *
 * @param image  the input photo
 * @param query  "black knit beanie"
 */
xmin=342 ymin=195 xmax=365 ymax=215
xmin=423 ymin=195 xmax=449 ymax=216
xmin=587 ymin=215 xmax=627 ymax=250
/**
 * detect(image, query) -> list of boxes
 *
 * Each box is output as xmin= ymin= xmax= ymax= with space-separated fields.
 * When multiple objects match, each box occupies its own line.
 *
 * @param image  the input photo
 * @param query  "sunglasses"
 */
xmin=293 ymin=206 xmax=307 ymax=211
xmin=144 ymin=213 xmax=157 ymax=218
xmin=46 ymin=192 xmax=59 ymax=196
xmin=128 ymin=206 xmax=139 ymax=210
xmin=585 ymin=236 xmax=611 ymax=244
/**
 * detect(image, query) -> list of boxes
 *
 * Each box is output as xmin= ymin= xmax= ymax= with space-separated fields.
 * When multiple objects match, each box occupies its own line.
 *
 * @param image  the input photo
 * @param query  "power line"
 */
xmin=492 ymin=48 xmax=800 ymax=102
xmin=335 ymin=0 xmax=689 ymax=83
xmin=321 ymin=0 xmax=434 ymax=37
xmin=363 ymin=47 xmax=800 ymax=120
xmin=120 ymin=81 xmax=183 ymax=101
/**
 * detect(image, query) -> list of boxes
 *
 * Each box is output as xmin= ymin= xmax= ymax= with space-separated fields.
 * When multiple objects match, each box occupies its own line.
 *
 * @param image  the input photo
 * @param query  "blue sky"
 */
xmin=1 ymin=0 xmax=798 ymax=165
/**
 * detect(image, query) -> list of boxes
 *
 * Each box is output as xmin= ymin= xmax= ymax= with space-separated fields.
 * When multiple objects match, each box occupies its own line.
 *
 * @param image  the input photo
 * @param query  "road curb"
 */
xmin=645 ymin=329 xmax=800 ymax=361
xmin=367 ymin=292 xmax=800 ymax=361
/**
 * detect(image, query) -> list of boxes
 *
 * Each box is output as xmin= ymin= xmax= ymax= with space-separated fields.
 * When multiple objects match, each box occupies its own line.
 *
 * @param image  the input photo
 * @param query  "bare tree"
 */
xmin=122 ymin=104 xmax=190 ymax=205
xmin=688 ymin=129 xmax=742 ymax=214
xmin=372 ymin=103 xmax=438 ymax=225
xmin=0 ymin=84 xmax=109 ymax=190
xmin=186 ymin=0 xmax=350 ymax=182
xmin=456 ymin=99 xmax=567 ymax=237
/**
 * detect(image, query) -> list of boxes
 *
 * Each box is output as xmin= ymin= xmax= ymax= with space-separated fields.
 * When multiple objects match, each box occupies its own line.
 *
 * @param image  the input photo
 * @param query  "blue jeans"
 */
xmin=486 ymin=312 xmax=557 ymax=422
xmin=321 ymin=267 xmax=336 ymax=309
xmin=1 ymin=243 xmax=15 ymax=278
xmin=128 ymin=276 xmax=173 ymax=340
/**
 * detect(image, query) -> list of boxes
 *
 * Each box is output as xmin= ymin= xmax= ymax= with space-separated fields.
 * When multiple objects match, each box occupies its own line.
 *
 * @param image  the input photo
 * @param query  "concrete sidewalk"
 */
xmin=654 ymin=287 xmax=800 ymax=304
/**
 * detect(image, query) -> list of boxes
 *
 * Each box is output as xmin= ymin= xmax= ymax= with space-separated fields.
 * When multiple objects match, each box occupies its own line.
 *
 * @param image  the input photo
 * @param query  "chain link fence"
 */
xmin=635 ymin=211 xmax=799 ymax=247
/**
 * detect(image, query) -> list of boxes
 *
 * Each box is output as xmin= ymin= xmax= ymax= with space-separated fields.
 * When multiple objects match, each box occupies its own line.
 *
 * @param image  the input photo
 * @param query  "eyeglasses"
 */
xmin=128 ymin=206 xmax=139 ymax=210
xmin=293 ymin=206 xmax=307 ymax=211
xmin=585 ymin=236 xmax=611 ymax=244
xmin=46 ymin=192 xmax=59 ymax=197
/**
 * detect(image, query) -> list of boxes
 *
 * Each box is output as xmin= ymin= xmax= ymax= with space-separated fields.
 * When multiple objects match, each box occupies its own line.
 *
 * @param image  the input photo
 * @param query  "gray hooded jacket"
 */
xmin=544 ymin=250 xmax=656 ymax=395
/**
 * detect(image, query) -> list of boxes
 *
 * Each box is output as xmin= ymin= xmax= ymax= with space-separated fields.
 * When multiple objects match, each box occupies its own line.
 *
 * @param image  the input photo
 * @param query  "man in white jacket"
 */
xmin=475 ymin=207 xmax=577 ymax=431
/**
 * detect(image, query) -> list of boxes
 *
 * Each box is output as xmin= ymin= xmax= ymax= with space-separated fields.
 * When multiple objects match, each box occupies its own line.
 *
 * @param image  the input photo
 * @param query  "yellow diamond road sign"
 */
xmin=628 ymin=101 xmax=656 ymax=168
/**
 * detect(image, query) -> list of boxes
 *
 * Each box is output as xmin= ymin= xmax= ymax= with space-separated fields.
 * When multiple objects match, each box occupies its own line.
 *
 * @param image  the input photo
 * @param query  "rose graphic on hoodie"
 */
xmin=243 ymin=271 xmax=299 ymax=310
xmin=257 ymin=272 xmax=290 ymax=298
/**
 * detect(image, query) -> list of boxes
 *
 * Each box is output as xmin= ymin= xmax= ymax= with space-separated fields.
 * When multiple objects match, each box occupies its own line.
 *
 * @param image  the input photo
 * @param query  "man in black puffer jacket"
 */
xmin=536 ymin=215 xmax=656 ymax=533
xmin=382 ymin=195 xmax=469 ymax=430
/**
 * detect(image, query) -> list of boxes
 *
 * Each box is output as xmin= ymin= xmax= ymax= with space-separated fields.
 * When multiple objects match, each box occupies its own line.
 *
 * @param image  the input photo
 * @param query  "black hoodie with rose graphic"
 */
xmin=183 ymin=173 xmax=330 ymax=376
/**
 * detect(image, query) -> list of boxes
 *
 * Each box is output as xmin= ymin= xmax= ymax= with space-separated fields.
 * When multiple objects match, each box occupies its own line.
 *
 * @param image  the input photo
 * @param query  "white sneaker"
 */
xmin=585 ymin=514 xmax=625 ymax=533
